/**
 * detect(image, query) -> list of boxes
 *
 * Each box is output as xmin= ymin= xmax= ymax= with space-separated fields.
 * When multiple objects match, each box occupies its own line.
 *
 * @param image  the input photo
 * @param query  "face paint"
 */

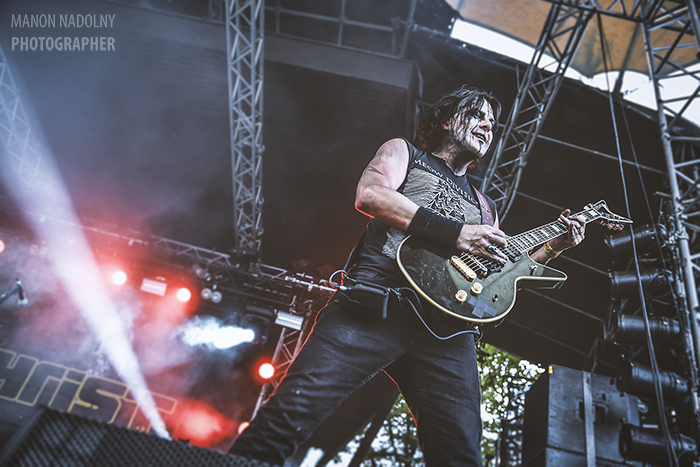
xmin=449 ymin=101 xmax=494 ymax=157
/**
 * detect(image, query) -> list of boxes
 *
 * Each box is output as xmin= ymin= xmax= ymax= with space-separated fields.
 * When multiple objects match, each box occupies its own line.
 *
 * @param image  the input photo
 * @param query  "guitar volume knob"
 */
xmin=470 ymin=283 xmax=483 ymax=295
xmin=455 ymin=290 xmax=468 ymax=302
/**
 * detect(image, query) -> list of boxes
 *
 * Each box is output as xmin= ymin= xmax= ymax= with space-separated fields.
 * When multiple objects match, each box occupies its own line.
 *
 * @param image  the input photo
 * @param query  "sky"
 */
xmin=451 ymin=18 xmax=700 ymax=128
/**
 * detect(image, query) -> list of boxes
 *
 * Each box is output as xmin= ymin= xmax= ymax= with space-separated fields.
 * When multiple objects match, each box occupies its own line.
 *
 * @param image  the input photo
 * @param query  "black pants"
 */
xmin=229 ymin=282 xmax=483 ymax=466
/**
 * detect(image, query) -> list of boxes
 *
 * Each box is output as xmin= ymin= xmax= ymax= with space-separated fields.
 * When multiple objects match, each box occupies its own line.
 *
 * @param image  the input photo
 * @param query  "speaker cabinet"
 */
xmin=0 ymin=408 xmax=272 ymax=467
xmin=522 ymin=364 xmax=641 ymax=467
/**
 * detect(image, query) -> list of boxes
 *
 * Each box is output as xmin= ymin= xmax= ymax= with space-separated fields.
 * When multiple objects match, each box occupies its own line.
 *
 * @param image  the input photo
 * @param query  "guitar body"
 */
xmin=397 ymin=235 xmax=568 ymax=325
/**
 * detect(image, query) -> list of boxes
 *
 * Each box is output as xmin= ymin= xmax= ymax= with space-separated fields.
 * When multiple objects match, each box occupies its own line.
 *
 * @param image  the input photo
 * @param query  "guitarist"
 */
xmin=229 ymin=86 xmax=586 ymax=466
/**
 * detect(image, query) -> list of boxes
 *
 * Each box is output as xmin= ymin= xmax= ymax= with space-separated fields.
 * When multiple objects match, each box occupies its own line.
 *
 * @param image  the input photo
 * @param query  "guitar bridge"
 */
xmin=450 ymin=256 xmax=476 ymax=280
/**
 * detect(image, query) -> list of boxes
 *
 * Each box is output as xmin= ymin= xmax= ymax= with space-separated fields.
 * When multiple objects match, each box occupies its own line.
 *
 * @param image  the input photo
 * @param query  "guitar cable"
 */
xmin=328 ymin=270 xmax=482 ymax=341
xmin=398 ymin=286 xmax=484 ymax=342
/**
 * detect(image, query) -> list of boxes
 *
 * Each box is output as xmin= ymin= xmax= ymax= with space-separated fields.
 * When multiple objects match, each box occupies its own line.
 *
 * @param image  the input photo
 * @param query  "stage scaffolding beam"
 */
xmin=642 ymin=0 xmax=700 ymax=440
xmin=480 ymin=1 xmax=594 ymax=219
xmin=226 ymin=0 xmax=265 ymax=257
xmin=251 ymin=316 xmax=313 ymax=418
xmin=0 ymin=45 xmax=45 ymax=190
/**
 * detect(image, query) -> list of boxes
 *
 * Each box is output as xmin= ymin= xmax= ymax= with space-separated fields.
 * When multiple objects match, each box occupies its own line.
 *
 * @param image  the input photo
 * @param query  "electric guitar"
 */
xmin=396 ymin=200 xmax=632 ymax=326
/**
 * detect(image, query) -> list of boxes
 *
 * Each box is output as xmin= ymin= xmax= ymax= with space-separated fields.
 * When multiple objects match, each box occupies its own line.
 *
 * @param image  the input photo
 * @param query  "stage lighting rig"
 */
xmin=192 ymin=264 xmax=225 ymax=304
xmin=609 ymin=268 xmax=671 ymax=301
xmin=615 ymin=360 xmax=690 ymax=404
xmin=140 ymin=277 xmax=168 ymax=296
xmin=605 ymin=223 xmax=668 ymax=264
xmin=201 ymin=287 xmax=223 ymax=304
xmin=607 ymin=312 xmax=681 ymax=347
xmin=176 ymin=287 xmax=192 ymax=303
xmin=257 ymin=362 xmax=275 ymax=381
xmin=112 ymin=270 xmax=128 ymax=286
xmin=274 ymin=310 xmax=304 ymax=331
xmin=241 ymin=305 xmax=274 ymax=344
xmin=619 ymin=424 xmax=697 ymax=466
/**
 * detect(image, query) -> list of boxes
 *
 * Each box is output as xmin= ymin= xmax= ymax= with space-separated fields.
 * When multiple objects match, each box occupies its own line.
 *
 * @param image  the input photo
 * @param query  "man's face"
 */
xmin=447 ymin=100 xmax=495 ymax=158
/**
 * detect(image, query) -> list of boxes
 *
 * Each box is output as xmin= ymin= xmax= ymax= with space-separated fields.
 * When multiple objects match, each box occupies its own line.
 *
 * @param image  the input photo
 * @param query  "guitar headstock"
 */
xmin=585 ymin=200 xmax=633 ymax=231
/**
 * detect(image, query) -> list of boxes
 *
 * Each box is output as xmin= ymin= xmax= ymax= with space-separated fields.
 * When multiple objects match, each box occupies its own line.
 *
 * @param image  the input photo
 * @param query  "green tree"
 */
xmin=361 ymin=397 xmax=422 ymax=466
xmin=478 ymin=342 xmax=543 ymax=464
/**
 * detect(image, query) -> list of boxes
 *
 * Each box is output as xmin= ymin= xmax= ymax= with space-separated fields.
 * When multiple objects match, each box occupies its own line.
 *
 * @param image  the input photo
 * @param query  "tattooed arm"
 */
xmin=355 ymin=138 xmax=419 ymax=230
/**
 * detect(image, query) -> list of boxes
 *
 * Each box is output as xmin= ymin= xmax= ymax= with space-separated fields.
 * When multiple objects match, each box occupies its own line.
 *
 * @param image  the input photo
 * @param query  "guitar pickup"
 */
xmin=450 ymin=256 xmax=477 ymax=280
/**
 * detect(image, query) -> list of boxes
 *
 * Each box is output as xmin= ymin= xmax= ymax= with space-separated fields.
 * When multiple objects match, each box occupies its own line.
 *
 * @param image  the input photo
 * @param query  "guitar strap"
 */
xmin=472 ymin=185 xmax=495 ymax=227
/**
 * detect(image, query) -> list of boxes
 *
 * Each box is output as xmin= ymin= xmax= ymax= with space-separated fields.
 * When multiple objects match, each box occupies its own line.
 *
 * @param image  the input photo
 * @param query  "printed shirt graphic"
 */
xmin=382 ymin=155 xmax=482 ymax=259
xmin=349 ymin=139 xmax=491 ymax=285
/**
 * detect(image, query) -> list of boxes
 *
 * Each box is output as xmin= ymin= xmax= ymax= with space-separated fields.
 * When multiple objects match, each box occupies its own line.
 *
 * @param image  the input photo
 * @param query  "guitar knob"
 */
xmin=470 ymin=283 xmax=483 ymax=295
xmin=455 ymin=290 xmax=468 ymax=302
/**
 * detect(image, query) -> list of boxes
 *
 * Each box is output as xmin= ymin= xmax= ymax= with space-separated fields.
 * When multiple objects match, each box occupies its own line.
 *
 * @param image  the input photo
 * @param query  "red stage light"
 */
xmin=112 ymin=270 xmax=127 ymax=285
xmin=168 ymin=399 xmax=235 ymax=448
xmin=257 ymin=362 xmax=275 ymax=381
xmin=176 ymin=287 xmax=192 ymax=303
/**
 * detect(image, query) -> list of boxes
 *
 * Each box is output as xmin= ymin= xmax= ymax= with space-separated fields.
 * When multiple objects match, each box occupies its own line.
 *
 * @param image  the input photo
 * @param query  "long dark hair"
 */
xmin=417 ymin=85 xmax=502 ymax=154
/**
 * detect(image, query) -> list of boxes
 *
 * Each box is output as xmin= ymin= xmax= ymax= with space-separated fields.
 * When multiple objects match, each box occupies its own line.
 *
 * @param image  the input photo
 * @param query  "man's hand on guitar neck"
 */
xmin=455 ymin=224 xmax=508 ymax=265
xmin=530 ymin=209 xmax=586 ymax=265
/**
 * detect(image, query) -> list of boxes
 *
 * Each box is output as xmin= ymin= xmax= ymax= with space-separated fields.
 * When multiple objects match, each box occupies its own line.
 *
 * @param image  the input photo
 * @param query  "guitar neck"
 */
xmin=507 ymin=208 xmax=601 ymax=252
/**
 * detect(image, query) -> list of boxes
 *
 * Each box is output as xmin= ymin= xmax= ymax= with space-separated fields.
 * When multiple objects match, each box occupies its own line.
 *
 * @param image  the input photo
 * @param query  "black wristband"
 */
xmin=407 ymin=206 xmax=463 ymax=248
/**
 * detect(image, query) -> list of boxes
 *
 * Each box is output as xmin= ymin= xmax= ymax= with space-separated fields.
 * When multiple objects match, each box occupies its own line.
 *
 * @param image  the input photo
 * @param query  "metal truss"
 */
xmin=642 ymin=0 xmax=700 ymax=373
xmin=252 ymin=316 xmax=314 ymax=417
xmin=0 ymin=45 xmax=45 ymax=190
xmin=33 ymin=214 xmax=334 ymax=317
xmin=541 ymin=0 xmax=665 ymax=21
xmin=29 ymin=214 xmax=333 ymax=421
xmin=265 ymin=0 xmax=418 ymax=59
xmin=142 ymin=235 xmax=334 ymax=315
xmin=226 ymin=0 xmax=265 ymax=257
xmin=480 ymin=1 xmax=594 ymax=218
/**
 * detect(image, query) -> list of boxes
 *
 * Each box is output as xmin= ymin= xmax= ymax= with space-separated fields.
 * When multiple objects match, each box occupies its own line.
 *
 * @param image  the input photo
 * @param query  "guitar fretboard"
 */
xmin=453 ymin=201 xmax=630 ymax=277
xmin=506 ymin=208 xmax=600 ymax=254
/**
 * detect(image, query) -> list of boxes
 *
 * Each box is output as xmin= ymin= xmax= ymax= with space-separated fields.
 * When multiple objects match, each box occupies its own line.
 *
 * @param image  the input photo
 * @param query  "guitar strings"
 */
xmin=457 ymin=208 xmax=604 ymax=274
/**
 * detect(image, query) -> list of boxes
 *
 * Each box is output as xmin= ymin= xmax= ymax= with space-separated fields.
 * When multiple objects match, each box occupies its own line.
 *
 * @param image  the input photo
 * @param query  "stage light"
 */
xmin=605 ymin=223 xmax=668 ymax=264
xmin=275 ymin=311 xmax=304 ymax=331
xmin=141 ymin=278 xmax=168 ymax=296
xmin=200 ymin=287 xmax=223 ymax=303
xmin=608 ymin=312 xmax=680 ymax=346
xmin=615 ymin=360 xmax=689 ymax=402
xmin=619 ymin=424 xmax=697 ymax=466
xmin=257 ymin=362 xmax=275 ymax=381
xmin=112 ymin=270 xmax=128 ymax=286
xmin=192 ymin=264 xmax=209 ymax=279
xmin=176 ymin=287 xmax=192 ymax=303
xmin=241 ymin=314 xmax=270 ymax=344
xmin=609 ymin=268 xmax=671 ymax=300
xmin=0 ymin=239 xmax=5 ymax=254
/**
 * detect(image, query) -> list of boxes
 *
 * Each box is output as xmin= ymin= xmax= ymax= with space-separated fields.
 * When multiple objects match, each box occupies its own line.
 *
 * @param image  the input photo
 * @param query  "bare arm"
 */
xmin=530 ymin=209 xmax=586 ymax=265
xmin=355 ymin=138 xmax=508 ymax=264
xmin=355 ymin=138 xmax=419 ymax=229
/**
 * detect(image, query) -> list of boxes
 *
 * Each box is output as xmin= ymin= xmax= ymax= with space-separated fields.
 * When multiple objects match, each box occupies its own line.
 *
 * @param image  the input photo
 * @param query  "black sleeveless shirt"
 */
xmin=349 ymin=138 xmax=497 ymax=285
